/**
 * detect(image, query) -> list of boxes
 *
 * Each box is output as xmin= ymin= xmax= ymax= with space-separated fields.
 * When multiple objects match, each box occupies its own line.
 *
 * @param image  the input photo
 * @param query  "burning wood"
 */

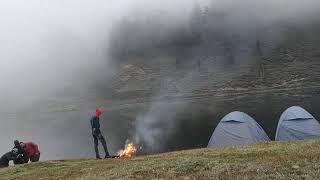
xmin=117 ymin=142 xmax=138 ymax=157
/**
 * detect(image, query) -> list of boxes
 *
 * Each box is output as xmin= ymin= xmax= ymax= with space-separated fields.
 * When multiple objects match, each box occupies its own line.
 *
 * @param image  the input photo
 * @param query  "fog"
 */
xmin=110 ymin=0 xmax=320 ymax=153
xmin=0 ymin=0 xmax=320 ymax=160
xmin=0 ymin=0 xmax=209 ymax=160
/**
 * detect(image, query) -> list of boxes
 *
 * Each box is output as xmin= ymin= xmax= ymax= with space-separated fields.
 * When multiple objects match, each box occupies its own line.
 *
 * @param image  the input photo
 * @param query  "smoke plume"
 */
xmin=1 ymin=0 xmax=320 ymax=160
xmin=109 ymin=0 xmax=320 ymax=153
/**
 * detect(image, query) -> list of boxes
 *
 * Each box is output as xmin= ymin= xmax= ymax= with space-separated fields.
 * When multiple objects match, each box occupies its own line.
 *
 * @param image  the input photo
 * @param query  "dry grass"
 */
xmin=1 ymin=140 xmax=320 ymax=180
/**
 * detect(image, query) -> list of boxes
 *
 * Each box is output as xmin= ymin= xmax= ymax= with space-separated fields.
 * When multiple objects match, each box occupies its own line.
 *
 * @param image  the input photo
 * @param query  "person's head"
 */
xmin=20 ymin=142 xmax=26 ymax=148
xmin=14 ymin=140 xmax=20 ymax=146
xmin=95 ymin=108 xmax=102 ymax=117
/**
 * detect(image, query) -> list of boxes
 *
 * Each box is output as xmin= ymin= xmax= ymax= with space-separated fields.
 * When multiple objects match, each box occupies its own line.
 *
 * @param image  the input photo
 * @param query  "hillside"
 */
xmin=1 ymin=139 xmax=320 ymax=179
xmin=100 ymin=13 xmax=320 ymax=153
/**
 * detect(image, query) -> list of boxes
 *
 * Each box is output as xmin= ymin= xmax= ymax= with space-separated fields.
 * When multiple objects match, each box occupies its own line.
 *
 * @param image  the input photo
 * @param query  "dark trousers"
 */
xmin=30 ymin=153 xmax=40 ymax=162
xmin=92 ymin=129 xmax=109 ymax=157
xmin=0 ymin=159 xmax=8 ymax=168
xmin=14 ymin=157 xmax=25 ymax=164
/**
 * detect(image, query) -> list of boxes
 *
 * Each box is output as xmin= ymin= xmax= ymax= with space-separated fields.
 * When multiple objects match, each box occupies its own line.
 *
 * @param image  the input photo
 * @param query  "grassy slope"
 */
xmin=1 ymin=140 xmax=320 ymax=180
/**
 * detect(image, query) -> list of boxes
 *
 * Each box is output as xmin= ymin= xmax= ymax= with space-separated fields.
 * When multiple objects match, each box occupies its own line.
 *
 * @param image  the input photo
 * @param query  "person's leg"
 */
xmin=97 ymin=133 xmax=110 ymax=158
xmin=93 ymin=135 xmax=100 ymax=159
xmin=35 ymin=153 xmax=40 ymax=161
xmin=23 ymin=155 xmax=29 ymax=163
xmin=0 ymin=159 xmax=8 ymax=168
xmin=30 ymin=154 xmax=40 ymax=162
xmin=13 ymin=158 xmax=22 ymax=164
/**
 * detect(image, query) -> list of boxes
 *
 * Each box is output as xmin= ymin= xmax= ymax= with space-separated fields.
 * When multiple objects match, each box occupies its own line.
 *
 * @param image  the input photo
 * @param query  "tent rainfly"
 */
xmin=207 ymin=111 xmax=270 ymax=148
xmin=275 ymin=106 xmax=320 ymax=141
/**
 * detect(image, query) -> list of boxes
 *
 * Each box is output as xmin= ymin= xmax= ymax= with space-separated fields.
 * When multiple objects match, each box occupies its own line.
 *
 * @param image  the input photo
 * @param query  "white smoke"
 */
xmin=0 ymin=0 xmax=320 ymax=159
xmin=127 ymin=0 xmax=320 ymax=153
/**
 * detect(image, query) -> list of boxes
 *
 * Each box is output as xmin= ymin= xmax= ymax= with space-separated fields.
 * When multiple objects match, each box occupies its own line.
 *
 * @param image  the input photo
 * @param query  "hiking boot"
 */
xmin=104 ymin=155 xmax=111 ymax=159
xmin=96 ymin=156 xmax=102 ymax=159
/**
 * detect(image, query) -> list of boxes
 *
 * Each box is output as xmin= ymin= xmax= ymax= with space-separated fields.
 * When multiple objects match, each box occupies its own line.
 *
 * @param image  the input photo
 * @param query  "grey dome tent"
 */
xmin=207 ymin=111 xmax=270 ymax=148
xmin=275 ymin=106 xmax=320 ymax=141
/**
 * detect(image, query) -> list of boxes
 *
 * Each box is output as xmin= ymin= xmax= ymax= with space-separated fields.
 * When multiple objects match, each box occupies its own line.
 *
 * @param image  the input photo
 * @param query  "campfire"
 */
xmin=117 ymin=142 xmax=138 ymax=157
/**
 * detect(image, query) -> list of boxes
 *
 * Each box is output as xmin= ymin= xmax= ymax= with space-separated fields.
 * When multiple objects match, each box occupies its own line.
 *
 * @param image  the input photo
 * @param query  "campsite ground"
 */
xmin=1 ymin=139 xmax=320 ymax=179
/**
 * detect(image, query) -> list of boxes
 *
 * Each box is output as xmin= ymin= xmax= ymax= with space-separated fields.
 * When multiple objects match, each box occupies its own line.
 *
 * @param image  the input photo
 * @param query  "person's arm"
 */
xmin=91 ymin=117 xmax=97 ymax=130
xmin=90 ymin=118 xmax=94 ymax=129
xmin=96 ymin=118 xmax=101 ymax=129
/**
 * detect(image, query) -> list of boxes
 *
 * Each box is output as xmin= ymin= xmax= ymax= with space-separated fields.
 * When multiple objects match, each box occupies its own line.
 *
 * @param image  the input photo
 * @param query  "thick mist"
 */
xmin=1 ymin=0 xmax=320 ymax=160
xmin=0 ymin=0 xmax=209 ymax=160
xmin=0 ymin=0 xmax=133 ymax=160
xmin=109 ymin=0 xmax=320 ymax=153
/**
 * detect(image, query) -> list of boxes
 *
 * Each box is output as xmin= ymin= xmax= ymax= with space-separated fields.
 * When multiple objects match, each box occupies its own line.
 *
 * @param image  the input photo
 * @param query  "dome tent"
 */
xmin=275 ymin=106 xmax=320 ymax=141
xmin=208 ymin=111 xmax=270 ymax=148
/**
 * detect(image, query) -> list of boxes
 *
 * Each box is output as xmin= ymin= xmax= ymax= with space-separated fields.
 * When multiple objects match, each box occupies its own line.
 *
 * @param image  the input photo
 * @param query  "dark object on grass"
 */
xmin=0 ymin=149 xmax=18 ymax=168
xmin=108 ymin=155 xmax=120 ymax=158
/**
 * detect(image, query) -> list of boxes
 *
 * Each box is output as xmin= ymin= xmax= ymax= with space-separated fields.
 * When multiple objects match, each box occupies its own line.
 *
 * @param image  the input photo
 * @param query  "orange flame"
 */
xmin=118 ymin=143 xmax=137 ymax=157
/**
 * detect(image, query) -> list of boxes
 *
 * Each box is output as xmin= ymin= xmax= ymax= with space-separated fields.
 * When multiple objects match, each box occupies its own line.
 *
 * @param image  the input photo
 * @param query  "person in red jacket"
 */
xmin=20 ymin=141 xmax=40 ymax=162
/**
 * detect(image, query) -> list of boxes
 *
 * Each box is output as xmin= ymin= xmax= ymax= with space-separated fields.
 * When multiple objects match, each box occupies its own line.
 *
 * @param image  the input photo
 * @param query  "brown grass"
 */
xmin=1 ymin=140 xmax=320 ymax=180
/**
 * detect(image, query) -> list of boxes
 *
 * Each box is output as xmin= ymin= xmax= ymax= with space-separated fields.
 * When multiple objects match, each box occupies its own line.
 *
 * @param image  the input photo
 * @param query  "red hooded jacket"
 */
xmin=23 ymin=142 xmax=40 ymax=158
